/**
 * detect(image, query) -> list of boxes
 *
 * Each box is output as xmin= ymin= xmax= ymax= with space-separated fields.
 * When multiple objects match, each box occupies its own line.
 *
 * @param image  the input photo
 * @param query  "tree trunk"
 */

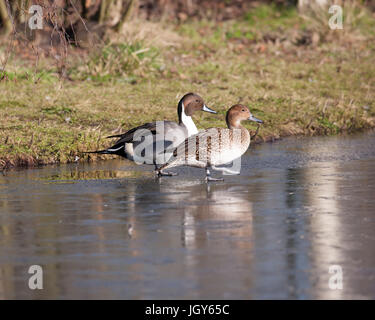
xmin=298 ymin=0 xmax=330 ymax=11
xmin=114 ymin=0 xmax=138 ymax=32
xmin=99 ymin=0 xmax=109 ymax=24
xmin=0 ymin=0 xmax=12 ymax=35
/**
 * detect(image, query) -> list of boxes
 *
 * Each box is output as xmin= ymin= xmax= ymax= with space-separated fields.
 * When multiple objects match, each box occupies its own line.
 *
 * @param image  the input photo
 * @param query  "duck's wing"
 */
xmin=107 ymin=122 xmax=158 ymax=145
xmin=171 ymin=128 xmax=228 ymax=160
xmin=102 ymin=121 xmax=182 ymax=158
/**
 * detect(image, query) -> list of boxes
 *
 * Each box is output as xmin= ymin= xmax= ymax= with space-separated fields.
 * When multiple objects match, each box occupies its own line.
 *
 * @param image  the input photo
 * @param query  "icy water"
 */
xmin=1 ymin=131 xmax=375 ymax=299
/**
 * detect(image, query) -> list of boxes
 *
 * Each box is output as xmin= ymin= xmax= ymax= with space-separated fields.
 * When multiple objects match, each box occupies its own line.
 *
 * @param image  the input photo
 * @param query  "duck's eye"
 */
xmin=196 ymin=100 xmax=199 ymax=102
xmin=242 ymin=109 xmax=245 ymax=112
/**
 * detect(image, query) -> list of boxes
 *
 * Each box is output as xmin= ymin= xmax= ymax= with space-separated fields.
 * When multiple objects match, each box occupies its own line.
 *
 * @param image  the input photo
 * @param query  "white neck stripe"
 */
xmin=181 ymin=102 xmax=198 ymax=136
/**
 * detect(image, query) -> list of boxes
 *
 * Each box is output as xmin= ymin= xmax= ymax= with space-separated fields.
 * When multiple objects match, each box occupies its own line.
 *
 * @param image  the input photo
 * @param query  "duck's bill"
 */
xmin=202 ymin=105 xmax=217 ymax=114
xmin=249 ymin=115 xmax=263 ymax=123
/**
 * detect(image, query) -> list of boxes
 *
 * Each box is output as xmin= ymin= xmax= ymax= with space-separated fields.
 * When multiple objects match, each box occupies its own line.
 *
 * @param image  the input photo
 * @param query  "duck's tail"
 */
xmin=83 ymin=150 xmax=111 ymax=155
xmin=83 ymin=145 xmax=125 ymax=156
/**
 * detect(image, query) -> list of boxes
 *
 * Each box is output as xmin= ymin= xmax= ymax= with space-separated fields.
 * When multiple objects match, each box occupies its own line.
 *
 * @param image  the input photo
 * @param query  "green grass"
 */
xmin=244 ymin=4 xmax=300 ymax=28
xmin=1 ymin=3 xmax=375 ymax=169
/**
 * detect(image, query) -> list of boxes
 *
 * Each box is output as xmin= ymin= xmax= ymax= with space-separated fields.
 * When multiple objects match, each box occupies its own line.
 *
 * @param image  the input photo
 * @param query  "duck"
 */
xmin=88 ymin=93 xmax=216 ymax=175
xmin=156 ymin=104 xmax=263 ymax=181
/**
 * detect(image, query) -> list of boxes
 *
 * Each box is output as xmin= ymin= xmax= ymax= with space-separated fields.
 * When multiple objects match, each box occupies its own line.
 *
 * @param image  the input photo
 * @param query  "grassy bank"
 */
xmin=1 ymin=4 xmax=375 ymax=170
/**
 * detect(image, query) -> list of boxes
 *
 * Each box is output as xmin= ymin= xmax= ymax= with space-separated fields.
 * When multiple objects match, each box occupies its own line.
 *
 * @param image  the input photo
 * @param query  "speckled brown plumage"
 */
xmin=158 ymin=104 xmax=261 ymax=175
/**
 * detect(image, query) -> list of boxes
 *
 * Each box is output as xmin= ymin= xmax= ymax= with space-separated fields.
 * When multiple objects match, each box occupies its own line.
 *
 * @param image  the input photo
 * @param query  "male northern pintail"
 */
xmin=88 ymin=93 xmax=216 ymax=174
xmin=156 ymin=104 xmax=263 ymax=181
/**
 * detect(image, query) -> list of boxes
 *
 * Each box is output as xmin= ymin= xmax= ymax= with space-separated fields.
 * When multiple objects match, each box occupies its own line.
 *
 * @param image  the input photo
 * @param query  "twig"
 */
xmin=250 ymin=124 xmax=261 ymax=140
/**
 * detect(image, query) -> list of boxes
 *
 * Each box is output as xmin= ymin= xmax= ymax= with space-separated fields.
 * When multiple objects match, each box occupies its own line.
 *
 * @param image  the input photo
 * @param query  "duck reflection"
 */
xmin=156 ymin=179 xmax=254 ymax=298
xmin=153 ymin=179 xmax=253 ymax=242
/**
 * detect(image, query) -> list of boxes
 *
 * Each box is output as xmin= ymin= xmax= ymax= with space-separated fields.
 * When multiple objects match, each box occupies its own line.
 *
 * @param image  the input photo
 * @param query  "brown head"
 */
xmin=177 ymin=93 xmax=216 ymax=124
xmin=225 ymin=104 xmax=263 ymax=129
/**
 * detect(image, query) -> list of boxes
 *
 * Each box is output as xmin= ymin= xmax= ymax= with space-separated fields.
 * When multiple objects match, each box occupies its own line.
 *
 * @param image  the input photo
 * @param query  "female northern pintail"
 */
xmin=156 ymin=104 xmax=263 ymax=181
xmin=89 ymin=93 xmax=216 ymax=174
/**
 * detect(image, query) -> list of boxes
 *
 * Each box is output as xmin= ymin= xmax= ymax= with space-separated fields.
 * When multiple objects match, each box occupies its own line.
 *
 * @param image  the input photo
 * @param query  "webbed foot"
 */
xmin=205 ymin=168 xmax=224 ymax=182
xmin=211 ymin=166 xmax=240 ymax=175
xmin=157 ymin=170 xmax=178 ymax=177
xmin=205 ymin=176 xmax=224 ymax=182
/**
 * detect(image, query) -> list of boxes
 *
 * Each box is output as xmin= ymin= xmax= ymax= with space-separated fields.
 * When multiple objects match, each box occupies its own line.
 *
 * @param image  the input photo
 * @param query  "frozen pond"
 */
xmin=1 ymin=131 xmax=375 ymax=299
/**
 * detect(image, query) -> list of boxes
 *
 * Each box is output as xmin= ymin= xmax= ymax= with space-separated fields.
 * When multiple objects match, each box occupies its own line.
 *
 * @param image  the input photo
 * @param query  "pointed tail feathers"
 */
xmin=106 ymin=134 xmax=124 ymax=139
xmin=83 ymin=145 xmax=124 ymax=155
xmin=83 ymin=150 xmax=111 ymax=155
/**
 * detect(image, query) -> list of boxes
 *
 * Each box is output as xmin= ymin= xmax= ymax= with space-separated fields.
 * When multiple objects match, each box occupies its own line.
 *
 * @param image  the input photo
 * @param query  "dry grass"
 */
xmin=1 ymin=3 xmax=375 ymax=170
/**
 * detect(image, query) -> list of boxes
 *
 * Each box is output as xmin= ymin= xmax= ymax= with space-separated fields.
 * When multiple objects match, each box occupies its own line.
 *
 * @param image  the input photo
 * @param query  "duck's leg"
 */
xmin=158 ymin=170 xmax=178 ymax=177
xmin=154 ymin=163 xmax=178 ymax=177
xmin=205 ymin=167 xmax=224 ymax=182
xmin=211 ymin=165 xmax=240 ymax=175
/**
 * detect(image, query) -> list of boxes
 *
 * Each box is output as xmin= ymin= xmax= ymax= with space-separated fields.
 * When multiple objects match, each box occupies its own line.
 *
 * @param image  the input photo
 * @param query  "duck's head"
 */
xmin=178 ymin=93 xmax=216 ymax=123
xmin=226 ymin=104 xmax=263 ymax=129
